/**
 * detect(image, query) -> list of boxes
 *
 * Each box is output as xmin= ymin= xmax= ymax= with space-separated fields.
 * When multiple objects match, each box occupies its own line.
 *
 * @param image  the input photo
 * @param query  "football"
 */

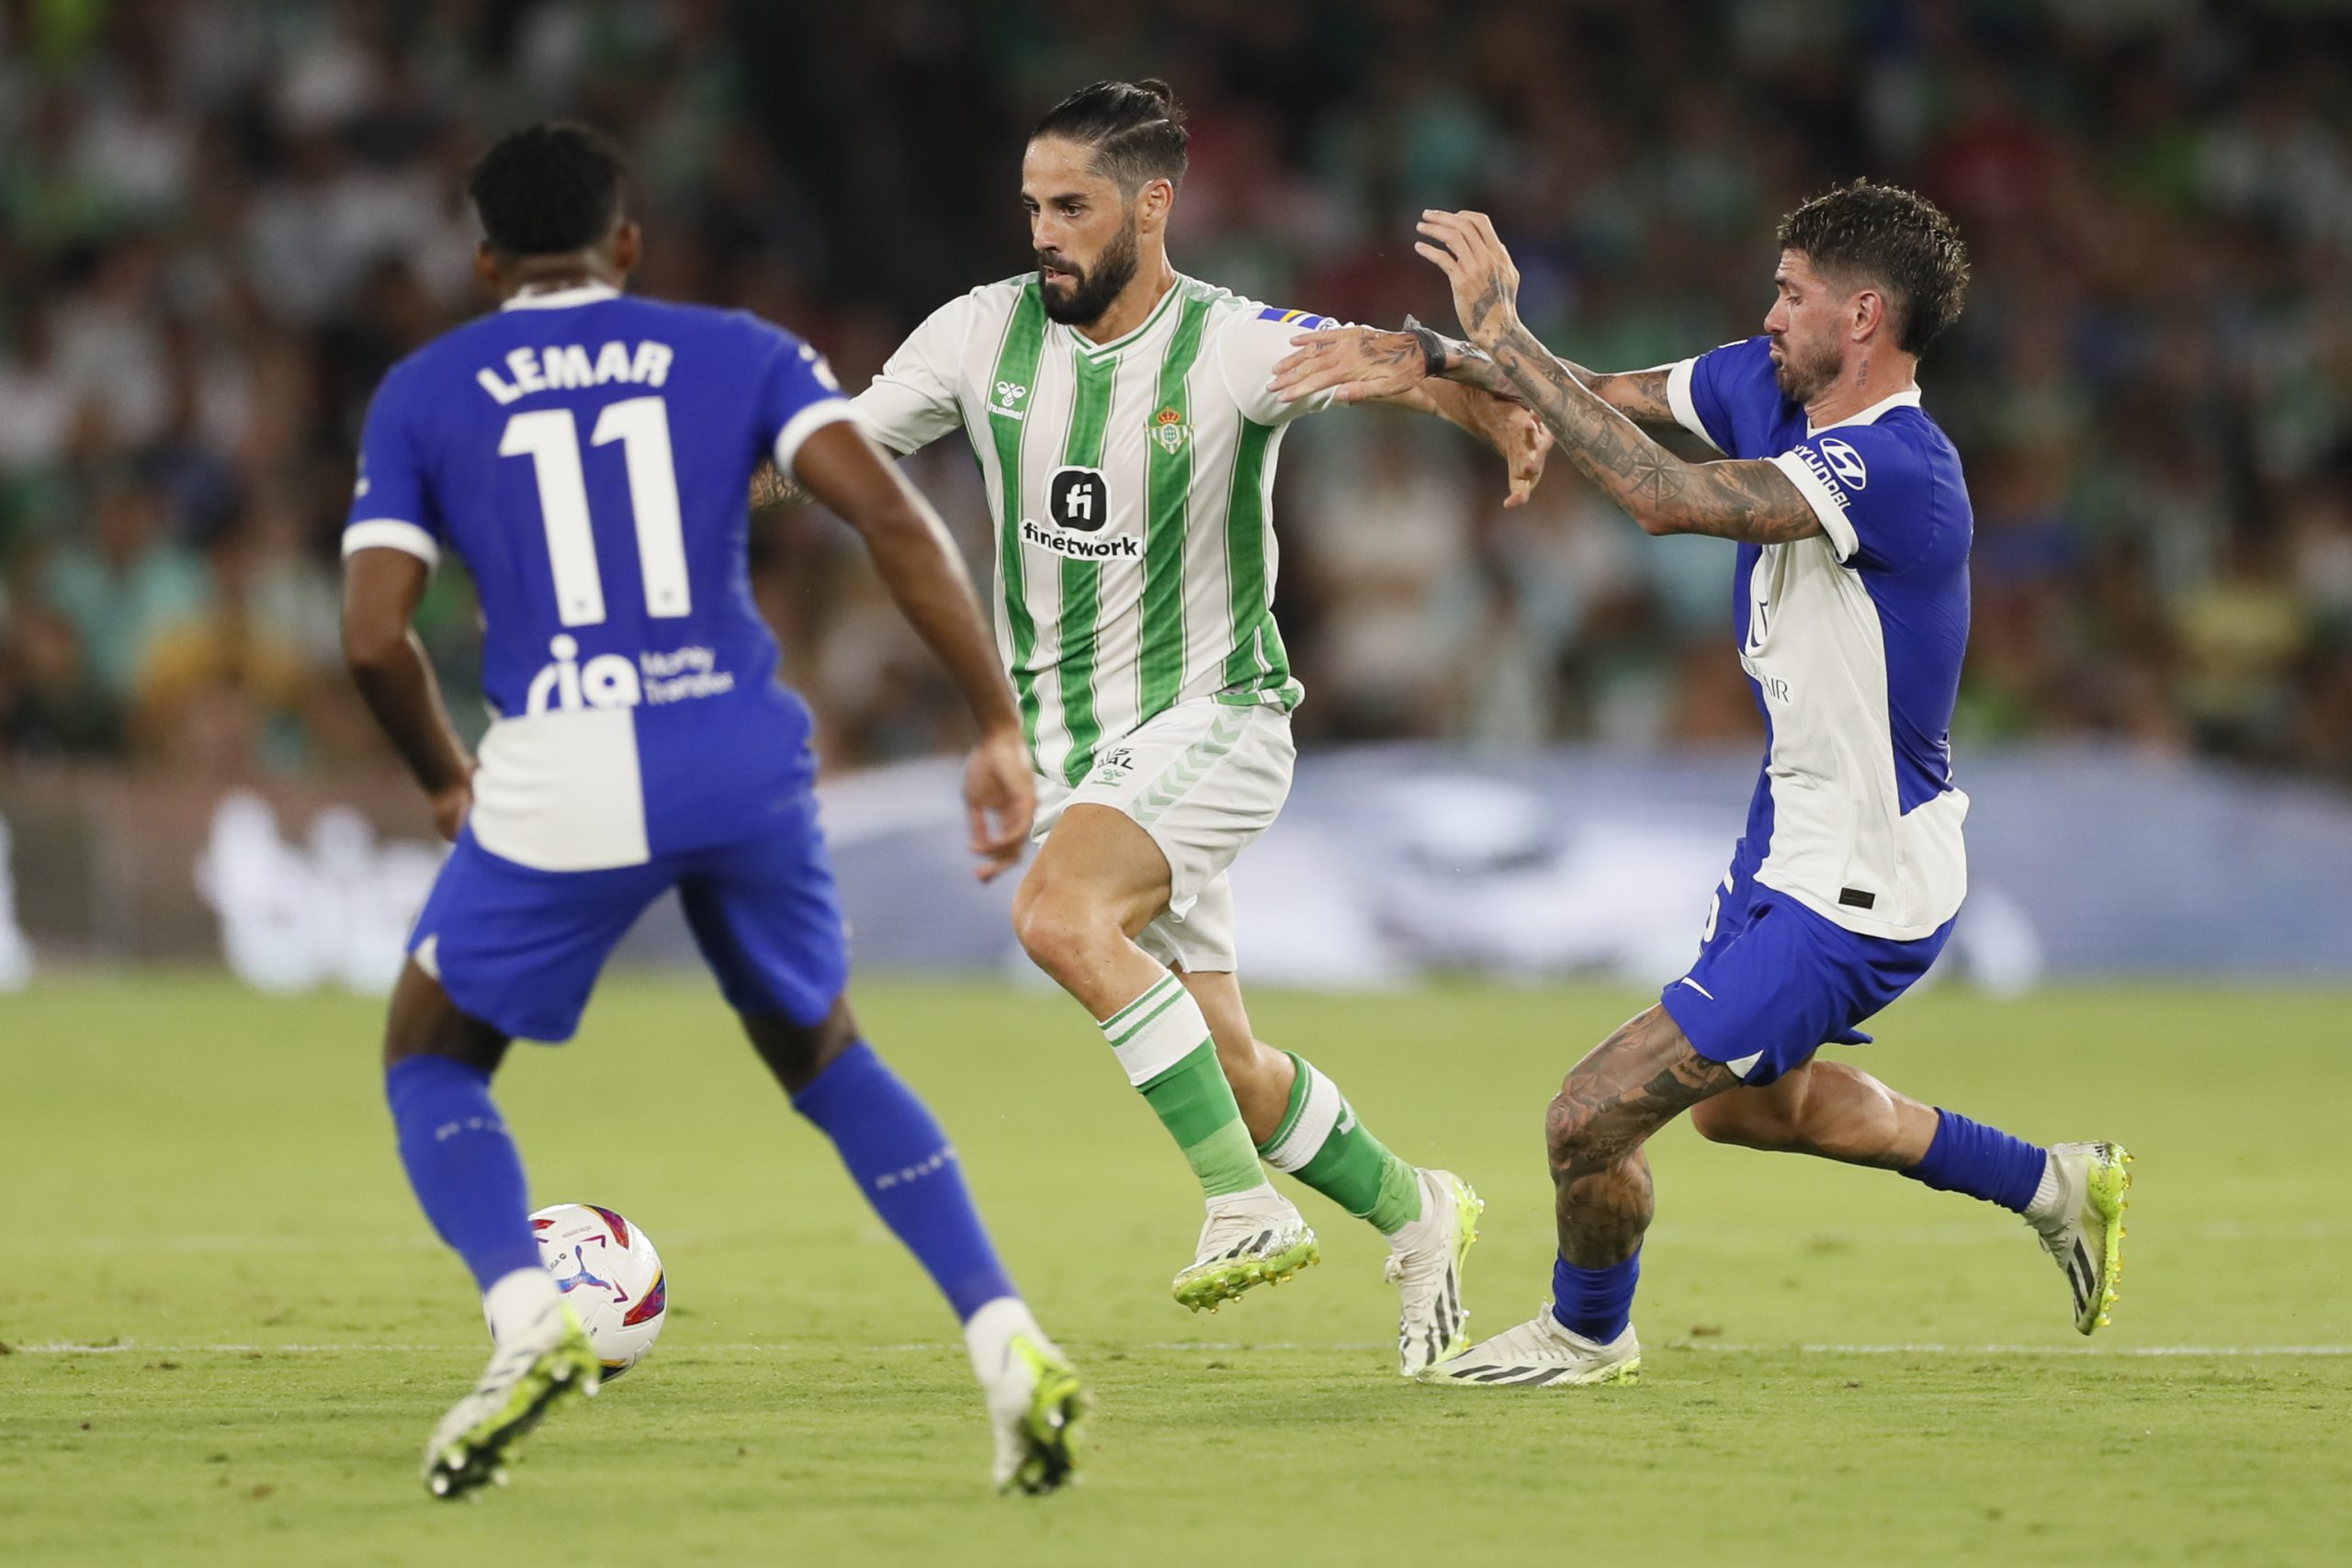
xmin=528 ymin=1203 xmax=669 ymax=1378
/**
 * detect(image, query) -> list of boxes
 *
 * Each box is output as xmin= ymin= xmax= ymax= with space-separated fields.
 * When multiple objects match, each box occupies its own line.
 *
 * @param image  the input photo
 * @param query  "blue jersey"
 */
xmin=345 ymin=283 xmax=857 ymax=871
xmin=1664 ymin=335 xmax=1973 ymax=941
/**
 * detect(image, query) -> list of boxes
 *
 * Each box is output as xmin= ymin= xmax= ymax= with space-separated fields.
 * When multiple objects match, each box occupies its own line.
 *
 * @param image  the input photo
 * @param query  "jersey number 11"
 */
xmin=499 ymin=396 xmax=691 ymax=626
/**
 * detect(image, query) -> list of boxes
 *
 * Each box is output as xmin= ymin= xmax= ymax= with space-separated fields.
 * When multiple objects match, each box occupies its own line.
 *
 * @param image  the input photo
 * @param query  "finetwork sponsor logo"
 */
xmin=1022 ymin=519 xmax=1140 ymax=559
xmin=525 ymin=637 xmax=737 ymax=715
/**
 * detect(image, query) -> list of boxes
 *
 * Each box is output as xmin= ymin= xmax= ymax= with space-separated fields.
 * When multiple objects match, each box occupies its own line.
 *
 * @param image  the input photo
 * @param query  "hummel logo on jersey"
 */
xmin=991 ymin=379 xmax=1030 ymax=419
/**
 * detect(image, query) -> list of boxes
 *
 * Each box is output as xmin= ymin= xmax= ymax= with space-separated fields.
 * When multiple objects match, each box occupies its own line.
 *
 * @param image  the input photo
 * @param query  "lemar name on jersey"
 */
xmin=475 ymin=339 xmax=675 ymax=404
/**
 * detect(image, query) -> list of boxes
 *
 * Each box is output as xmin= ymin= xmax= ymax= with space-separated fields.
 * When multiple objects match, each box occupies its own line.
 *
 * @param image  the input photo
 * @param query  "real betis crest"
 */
xmin=1152 ymin=405 xmax=1189 ymax=454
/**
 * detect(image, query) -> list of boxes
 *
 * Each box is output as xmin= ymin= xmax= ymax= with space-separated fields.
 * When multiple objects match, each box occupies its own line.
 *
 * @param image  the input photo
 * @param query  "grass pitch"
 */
xmin=6 ymin=976 xmax=2349 ymax=1566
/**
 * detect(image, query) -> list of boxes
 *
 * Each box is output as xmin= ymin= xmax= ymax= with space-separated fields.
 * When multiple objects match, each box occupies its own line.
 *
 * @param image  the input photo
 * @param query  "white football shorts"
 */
xmin=1031 ymin=698 xmax=1295 ymax=975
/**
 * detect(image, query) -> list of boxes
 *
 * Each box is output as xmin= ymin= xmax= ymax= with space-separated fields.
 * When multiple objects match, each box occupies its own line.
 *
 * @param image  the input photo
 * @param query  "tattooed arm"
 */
xmin=1373 ymin=376 xmax=1553 ymax=510
xmin=1269 ymin=322 xmax=1675 ymax=426
xmin=1413 ymin=209 xmax=1823 ymax=546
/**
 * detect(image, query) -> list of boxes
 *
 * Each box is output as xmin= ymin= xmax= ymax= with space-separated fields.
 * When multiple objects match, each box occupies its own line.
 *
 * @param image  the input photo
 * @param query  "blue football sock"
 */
xmin=386 ymin=1055 xmax=542 ymax=1292
xmin=792 ymin=1042 xmax=1017 ymax=1323
xmin=1904 ymin=1108 xmax=2047 ymax=1213
xmin=1551 ymin=1249 xmax=1642 ymax=1344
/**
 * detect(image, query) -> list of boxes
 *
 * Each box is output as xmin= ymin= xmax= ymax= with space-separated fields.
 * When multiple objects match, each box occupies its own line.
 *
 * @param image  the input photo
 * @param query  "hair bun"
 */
xmin=1132 ymin=78 xmax=1182 ymax=119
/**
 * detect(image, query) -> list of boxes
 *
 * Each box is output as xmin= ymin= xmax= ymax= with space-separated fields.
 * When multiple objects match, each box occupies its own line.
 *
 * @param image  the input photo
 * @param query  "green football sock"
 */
xmin=1256 ymin=1052 xmax=1422 ymax=1234
xmin=1102 ymin=975 xmax=1265 ymax=1200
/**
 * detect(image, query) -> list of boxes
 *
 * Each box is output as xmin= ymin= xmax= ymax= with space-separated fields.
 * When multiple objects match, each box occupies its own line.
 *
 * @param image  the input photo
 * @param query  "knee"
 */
xmin=752 ymin=997 xmax=858 ymax=1097
xmin=1689 ymin=1094 xmax=1765 ymax=1146
xmin=1690 ymin=1084 xmax=1804 ymax=1151
xmin=381 ymin=962 xmax=505 ymax=1075
xmin=1544 ymin=1088 xmax=1607 ymax=1175
xmin=1012 ymin=878 xmax=1117 ymax=982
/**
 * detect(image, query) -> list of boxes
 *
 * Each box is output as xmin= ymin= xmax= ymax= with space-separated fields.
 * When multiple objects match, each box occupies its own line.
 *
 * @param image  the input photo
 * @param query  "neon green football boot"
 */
xmin=1171 ymin=1190 xmax=1319 ymax=1312
xmin=1385 ymin=1168 xmax=1485 ymax=1375
xmin=421 ymin=1299 xmax=600 ymax=1499
xmin=2032 ymin=1140 xmax=2133 ymax=1335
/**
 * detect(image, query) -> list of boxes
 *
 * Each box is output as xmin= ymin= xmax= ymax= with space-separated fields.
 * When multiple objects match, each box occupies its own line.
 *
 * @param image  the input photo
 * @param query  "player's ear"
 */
xmin=1138 ymin=176 xmax=1175 ymax=232
xmin=472 ymin=240 xmax=501 ymax=298
xmin=612 ymin=220 xmax=642 ymax=276
xmin=1852 ymin=288 xmax=1884 ymax=343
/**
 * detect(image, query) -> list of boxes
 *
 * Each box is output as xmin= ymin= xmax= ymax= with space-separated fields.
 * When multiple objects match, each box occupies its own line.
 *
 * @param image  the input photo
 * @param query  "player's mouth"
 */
xmin=1039 ymin=262 xmax=1079 ymax=287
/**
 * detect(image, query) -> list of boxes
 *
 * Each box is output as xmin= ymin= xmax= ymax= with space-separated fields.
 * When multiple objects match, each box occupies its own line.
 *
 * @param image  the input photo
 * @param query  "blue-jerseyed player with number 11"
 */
xmin=1275 ymin=180 xmax=2132 ymax=1384
xmin=341 ymin=123 xmax=1082 ymax=1495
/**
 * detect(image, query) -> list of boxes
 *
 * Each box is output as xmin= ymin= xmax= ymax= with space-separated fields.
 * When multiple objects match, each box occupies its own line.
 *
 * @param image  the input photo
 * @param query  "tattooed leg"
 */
xmin=1689 ymin=1058 xmax=1939 ymax=1169
xmin=1545 ymin=1004 xmax=1741 ymax=1268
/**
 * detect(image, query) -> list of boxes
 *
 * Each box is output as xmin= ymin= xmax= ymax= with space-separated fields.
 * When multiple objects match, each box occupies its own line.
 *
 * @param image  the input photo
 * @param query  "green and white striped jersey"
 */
xmin=853 ymin=274 xmax=1337 ymax=784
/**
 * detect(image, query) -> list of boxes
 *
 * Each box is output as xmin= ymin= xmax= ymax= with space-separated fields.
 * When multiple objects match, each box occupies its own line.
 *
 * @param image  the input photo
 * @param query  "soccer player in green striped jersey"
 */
xmin=843 ymin=81 xmax=1549 ymax=1374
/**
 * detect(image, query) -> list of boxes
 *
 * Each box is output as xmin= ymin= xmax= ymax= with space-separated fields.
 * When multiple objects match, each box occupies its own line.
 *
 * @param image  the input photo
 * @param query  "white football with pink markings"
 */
xmin=527 ymin=1202 xmax=668 ymax=1377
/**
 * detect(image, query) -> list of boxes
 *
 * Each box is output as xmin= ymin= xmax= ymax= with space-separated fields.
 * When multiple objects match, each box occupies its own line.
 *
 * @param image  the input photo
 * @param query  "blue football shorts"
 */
xmin=1657 ymin=863 xmax=1954 ymax=1087
xmin=405 ymin=792 xmax=848 ymax=1043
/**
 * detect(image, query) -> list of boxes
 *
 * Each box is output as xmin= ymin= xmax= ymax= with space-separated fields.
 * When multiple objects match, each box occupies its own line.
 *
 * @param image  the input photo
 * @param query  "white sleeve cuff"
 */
xmin=342 ymin=519 xmax=440 ymax=567
xmin=774 ymin=399 xmax=863 ymax=479
xmin=1768 ymin=451 xmax=1860 ymax=561
xmin=1665 ymin=358 xmax=1723 ymax=453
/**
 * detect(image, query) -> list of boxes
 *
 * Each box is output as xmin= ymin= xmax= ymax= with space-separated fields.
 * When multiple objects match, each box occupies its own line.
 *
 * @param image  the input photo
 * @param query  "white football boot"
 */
xmin=966 ymin=1299 xmax=1087 ymax=1495
xmin=2028 ymin=1140 xmax=2132 ymax=1335
xmin=421 ymin=1275 xmax=599 ymax=1499
xmin=1384 ymin=1168 xmax=1484 ymax=1375
xmin=1420 ymin=1305 xmax=1641 ymax=1388
xmin=1170 ymin=1189 xmax=1318 ymax=1312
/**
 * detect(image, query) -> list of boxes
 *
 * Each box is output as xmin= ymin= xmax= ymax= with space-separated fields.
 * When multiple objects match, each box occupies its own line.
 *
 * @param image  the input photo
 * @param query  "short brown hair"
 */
xmin=1777 ymin=180 xmax=1970 ymax=355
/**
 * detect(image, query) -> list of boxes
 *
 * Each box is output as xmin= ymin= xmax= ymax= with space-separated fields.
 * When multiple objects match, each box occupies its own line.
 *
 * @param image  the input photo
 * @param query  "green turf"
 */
xmin=6 ymin=976 xmax=2349 ymax=1566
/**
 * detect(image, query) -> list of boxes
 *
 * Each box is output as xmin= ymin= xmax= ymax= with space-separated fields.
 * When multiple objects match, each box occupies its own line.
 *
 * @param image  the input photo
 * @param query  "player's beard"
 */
xmin=1770 ymin=332 xmax=1841 ymax=404
xmin=1038 ymin=213 xmax=1140 ymax=327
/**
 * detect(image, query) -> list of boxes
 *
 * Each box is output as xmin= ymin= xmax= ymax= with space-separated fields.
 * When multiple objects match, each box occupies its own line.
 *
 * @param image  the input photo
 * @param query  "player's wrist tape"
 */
xmin=1403 ymin=315 xmax=1447 ymax=378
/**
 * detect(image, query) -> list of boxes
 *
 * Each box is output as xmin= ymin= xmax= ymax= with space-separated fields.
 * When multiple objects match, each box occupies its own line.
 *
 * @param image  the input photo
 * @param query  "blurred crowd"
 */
xmin=4 ymin=0 xmax=2351 ymax=792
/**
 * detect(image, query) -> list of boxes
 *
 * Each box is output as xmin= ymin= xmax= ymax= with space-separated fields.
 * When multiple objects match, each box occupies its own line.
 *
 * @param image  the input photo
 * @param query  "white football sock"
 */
xmin=481 ymin=1266 xmax=560 ymax=1346
xmin=2021 ymin=1153 xmax=2067 ymax=1226
xmin=964 ymin=1295 xmax=1044 ymax=1382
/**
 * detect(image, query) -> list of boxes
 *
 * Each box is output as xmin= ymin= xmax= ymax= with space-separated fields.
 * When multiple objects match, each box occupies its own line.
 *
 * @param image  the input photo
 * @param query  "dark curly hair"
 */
xmin=1033 ymin=79 xmax=1189 ymax=194
xmin=1777 ymin=180 xmax=1971 ymax=355
xmin=467 ymin=121 xmax=627 ymax=257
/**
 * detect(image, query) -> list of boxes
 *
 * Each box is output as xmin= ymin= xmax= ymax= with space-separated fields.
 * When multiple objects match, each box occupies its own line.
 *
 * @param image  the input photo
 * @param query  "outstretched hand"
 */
xmin=1415 ymin=209 xmax=1522 ymax=350
xmin=1270 ymin=325 xmax=1428 ymax=405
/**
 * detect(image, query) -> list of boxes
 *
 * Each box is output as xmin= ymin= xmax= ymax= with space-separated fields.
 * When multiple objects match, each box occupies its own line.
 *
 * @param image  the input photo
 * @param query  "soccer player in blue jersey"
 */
xmin=342 ymin=123 xmax=1082 ymax=1494
xmin=1272 ymin=182 xmax=2132 ymax=1384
